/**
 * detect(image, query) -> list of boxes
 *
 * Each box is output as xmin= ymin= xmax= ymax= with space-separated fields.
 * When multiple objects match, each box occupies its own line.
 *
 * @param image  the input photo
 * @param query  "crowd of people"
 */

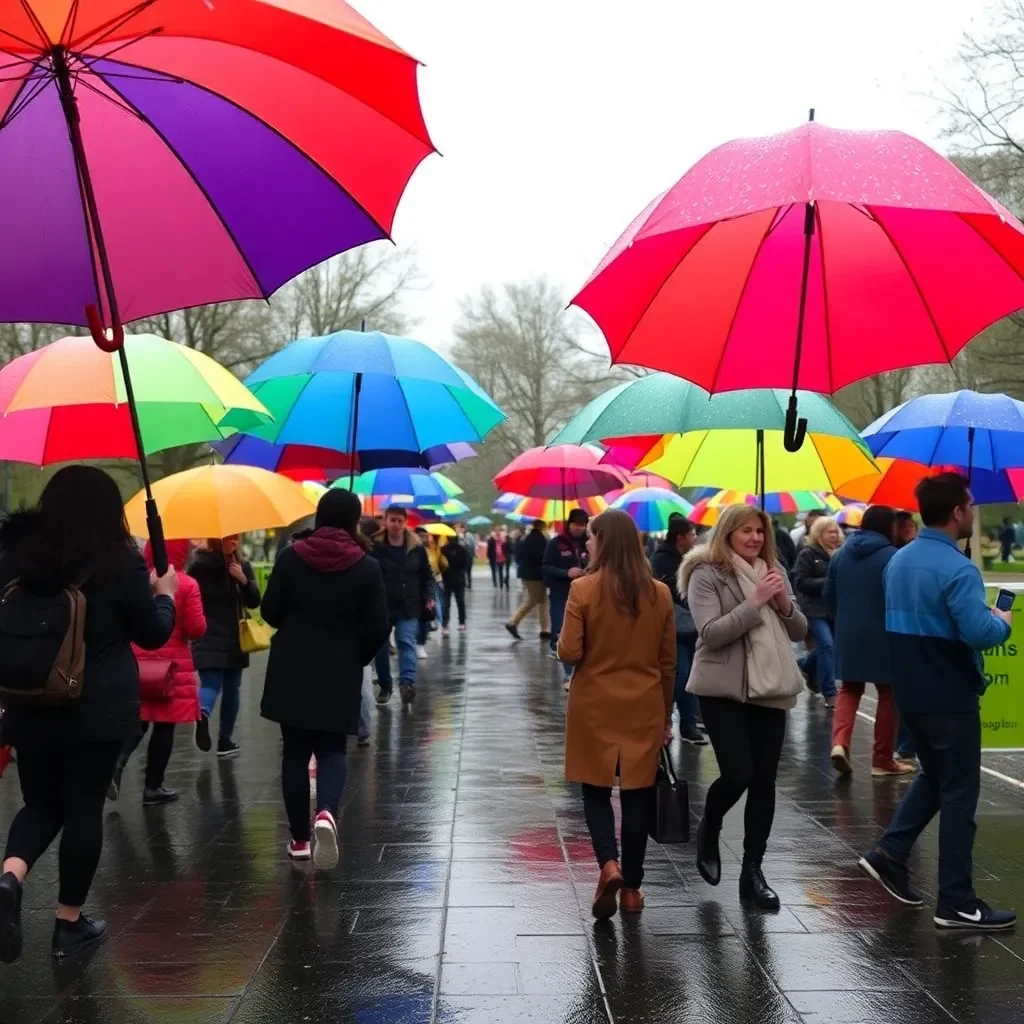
xmin=0 ymin=466 xmax=1016 ymax=967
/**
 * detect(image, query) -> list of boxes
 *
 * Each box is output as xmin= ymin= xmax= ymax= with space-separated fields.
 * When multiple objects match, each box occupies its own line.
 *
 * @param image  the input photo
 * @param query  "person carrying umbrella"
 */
xmin=505 ymin=520 xmax=551 ymax=641
xmin=543 ymin=510 xmax=590 ymax=684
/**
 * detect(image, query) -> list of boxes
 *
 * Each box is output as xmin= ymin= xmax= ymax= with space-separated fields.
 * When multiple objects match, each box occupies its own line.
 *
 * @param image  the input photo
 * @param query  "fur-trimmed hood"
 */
xmin=678 ymin=544 xmax=724 ymax=595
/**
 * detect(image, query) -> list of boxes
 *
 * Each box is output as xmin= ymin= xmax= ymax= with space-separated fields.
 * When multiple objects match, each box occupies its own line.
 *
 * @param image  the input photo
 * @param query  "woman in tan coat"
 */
xmin=680 ymin=504 xmax=807 ymax=912
xmin=559 ymin=509 xmax=676 ymax=921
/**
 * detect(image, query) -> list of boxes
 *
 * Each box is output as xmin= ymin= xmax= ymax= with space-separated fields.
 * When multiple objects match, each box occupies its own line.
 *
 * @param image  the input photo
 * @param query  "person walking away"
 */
xmin=859 ymin=473 xmax=1016 ymax=930
xmin=543 ymin=510 xmax=589 ymax=684
xmin=371 ymin=507 xmax=433 ymax=707
xmin=505 ymin=519 xmax=550 ymax=640
xmin=190 ymin=536 xmax=260 ymax=758
xmin=793 ymin=516 xmax=842 ymax=709
xmin=487 ymin=529 xmax=501 ymax=588
xmin=456 ymin=523 xmax=475 ymax=590
xmin=560 ymin=509 xmax=675 ymax=920
xmin=416 ymin=530 xmax=446 ymax=657
xmin=441 ymin=535 xmax=469 ymax=635
xmin=499 ymin=529 xmax=512 ymax=589
xmin=682 ymin=504 xmax=807 ymax=911
xmin=111 ymin=540 xmax=207 ymax=806
xmin=261 ymin=490 xmax=389 ymax=868
xmin=823 ymin=506 xmax=913 ymax=778
xmin=650 ymin=516 xmax=707 ymax=746
xmin=0 ymin=467 xmax=177 ymax=962
xmin=1000 ymin=517 xmax=1015 ymax=563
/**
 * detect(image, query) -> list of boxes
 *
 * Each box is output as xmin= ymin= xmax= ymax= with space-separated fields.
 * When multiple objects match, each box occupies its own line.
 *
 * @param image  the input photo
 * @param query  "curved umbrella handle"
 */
xmin=85 ymin=304 xmax=124 ymax=353
xmin=783 ymin=395 xmax=807 ymax=453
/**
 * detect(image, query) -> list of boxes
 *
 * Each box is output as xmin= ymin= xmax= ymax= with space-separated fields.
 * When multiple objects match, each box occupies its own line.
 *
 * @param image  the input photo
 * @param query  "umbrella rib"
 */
xmin=0 ymin=69 xmax=49 ymax=133
xmin=815 ymin=204 xmax=836 ymax=395
xmin=955 ymin=208 xmax=1024 ymax=292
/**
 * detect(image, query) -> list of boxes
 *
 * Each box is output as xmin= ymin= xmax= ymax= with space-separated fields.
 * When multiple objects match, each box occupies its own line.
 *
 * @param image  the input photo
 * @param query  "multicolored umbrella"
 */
xmin=572 ymin=119 xmax=1024 ymax=451
xmin=125 ymin=466 xmax=315 ymax=540
xmin=690 ymin=490 xmax=843 ymax=526
xmin=610 ymin=488 xmax=694 ymax=532
xmin=418 ymin=499 xmax=472 ymax=521
xmin=0 ymin=2 xmax=433 ymax=567
xmin=509 ymin=495 xmax=609 ymax=523
xmin=339 ymin=469 xmax=461 ymax=506
xmin=492 ymin=493 xmax=526 ymax=513
xmin=836 ymin=503 xmax=867 ymax=528
xmin=494 ymin=445 xmax=627 ymax=503
xmin=0 ymin=334 xmax=270 ymax=463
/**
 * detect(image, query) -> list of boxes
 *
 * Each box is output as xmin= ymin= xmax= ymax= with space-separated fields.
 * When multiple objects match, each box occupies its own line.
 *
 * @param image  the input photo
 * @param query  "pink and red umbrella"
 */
xmin=494 ymin=445 xmax=627 ymax=503
xmin=572 ymin=116 xmax=1024 ymax=451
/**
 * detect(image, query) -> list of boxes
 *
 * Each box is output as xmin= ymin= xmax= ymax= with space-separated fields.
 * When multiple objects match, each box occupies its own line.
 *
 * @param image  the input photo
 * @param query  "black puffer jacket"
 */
xmin=371 ymin=530 xmax=432 ymax=621
xmin=793 ymin=543 xmax=832 ymax=619
xmin=441 ymin=539 xmax=471 ymax=586
xmin=516 ymin=528 xmax=547 ymax=582
xmin=189 ymin=548 xmax=261 ymax=671
xmin=0 ymin=512 xmax=175 ymax=744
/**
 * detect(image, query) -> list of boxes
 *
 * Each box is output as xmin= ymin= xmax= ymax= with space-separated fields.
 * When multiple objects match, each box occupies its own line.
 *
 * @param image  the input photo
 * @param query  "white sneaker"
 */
xmin=416 ymin=645 xmax=428 ymax=660
xmin=313 ymin=811 xmax=339 ymax=870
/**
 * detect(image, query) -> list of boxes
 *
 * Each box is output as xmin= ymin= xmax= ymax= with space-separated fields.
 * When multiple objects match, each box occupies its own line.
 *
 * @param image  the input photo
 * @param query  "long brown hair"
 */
xmin=587 ymin=509 xmax=654 ymax=616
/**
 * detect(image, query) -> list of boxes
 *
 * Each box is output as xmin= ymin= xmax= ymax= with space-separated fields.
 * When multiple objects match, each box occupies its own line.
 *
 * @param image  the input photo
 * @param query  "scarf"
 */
xmin=729 ymin=554 xmax=803 ymax=701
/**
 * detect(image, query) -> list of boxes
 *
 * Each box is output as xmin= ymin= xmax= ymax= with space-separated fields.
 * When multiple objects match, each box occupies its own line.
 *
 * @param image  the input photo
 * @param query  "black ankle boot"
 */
xmin=0 ymin=872 xmax=23 ymax=964
xmin=695 ymin=818 xmax=721 ymax=886
xmin=739 ymin=859 xmax=780 ymax=911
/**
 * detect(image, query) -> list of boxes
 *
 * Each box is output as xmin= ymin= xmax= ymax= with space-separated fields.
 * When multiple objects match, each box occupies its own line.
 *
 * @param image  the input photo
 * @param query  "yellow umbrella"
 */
xmin=423 ymin=522 xmax=457 ymax=538
xmin=300 ymin=480 xmax=328 ymax=506
xmin=126 ymin=465 xmax=315 ymax=540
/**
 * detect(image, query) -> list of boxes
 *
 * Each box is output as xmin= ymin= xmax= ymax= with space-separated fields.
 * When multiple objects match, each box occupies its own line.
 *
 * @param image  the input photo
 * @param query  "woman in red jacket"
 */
xmin=109 ymin=540 xmax=207 ymax=806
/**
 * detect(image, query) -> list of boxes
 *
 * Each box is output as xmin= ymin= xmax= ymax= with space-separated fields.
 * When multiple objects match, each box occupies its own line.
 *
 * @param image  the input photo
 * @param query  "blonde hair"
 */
xmin=707 ymin=505 xmax=776 ymax=569
xmin=808 ymin=515 xmax=839 ymax=547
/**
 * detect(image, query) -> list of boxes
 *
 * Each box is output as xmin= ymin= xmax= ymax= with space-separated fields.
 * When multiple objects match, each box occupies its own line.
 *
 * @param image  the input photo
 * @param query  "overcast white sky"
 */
xmin=355 ymin=0 xmax=989 ymax=351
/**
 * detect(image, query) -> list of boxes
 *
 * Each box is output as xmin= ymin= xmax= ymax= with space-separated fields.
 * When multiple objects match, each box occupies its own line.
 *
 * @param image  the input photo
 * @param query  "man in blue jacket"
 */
xmin=859 ymin=474 xmax=1015 ymax=930
xmin=543 ymin=509 xmax=589 ymax=681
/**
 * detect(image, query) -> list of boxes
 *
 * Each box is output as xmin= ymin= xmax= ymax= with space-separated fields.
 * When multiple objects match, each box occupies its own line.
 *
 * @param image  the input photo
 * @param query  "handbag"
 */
xmin=649 ymin=748 xmax=690 ymax=844
xmin=673 ymin=600 xmax=696 ymax=637
xmin=239 ymin=611 xmax=272 ymax=654
xmin=137 ymin=658 xmax=175 ymax=701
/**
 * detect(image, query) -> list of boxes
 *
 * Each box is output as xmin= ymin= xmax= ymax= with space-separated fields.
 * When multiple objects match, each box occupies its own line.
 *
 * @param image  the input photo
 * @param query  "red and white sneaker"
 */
xmin=313 ymin=811 xmax=339 ymax=870
xmin=287 ymin=840 xmax=311 ymax=861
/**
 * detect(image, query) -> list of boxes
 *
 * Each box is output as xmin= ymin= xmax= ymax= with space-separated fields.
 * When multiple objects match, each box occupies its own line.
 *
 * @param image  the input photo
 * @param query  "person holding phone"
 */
xmin=860 ymin=473 xmax=1015 ymax=931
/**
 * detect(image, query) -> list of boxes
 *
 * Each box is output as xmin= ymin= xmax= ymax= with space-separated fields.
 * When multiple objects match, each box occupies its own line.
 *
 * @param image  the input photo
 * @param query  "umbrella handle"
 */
xmin=783 ymin=396 xmax=807 ymax=453
xmin=86 ymin=304 xmax=124 ymax=353
xmin=146 ymin=499 xmax=169 ymax=578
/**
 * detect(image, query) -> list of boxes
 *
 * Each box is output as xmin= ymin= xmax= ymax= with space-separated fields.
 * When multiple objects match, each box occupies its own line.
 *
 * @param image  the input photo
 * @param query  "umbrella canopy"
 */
xmin=509 ymin=495 xmax=609 ymax=523
xmin=492 ymin=493 xmax=525 ymax=513
xmin=689 ymin=490 xmax=843 ymax=526
xmin=467 ymin=516 xmax=493 ymax=527
xmin=836 ymin=503 xmax=867 ymax=527
xmin=239 ymin=332 xmax=504 ymax=460
xmin=417 ymin=499 xmax=472 ymax=520
xmin=610 ymin=488 xmax=694 ymax=532
xmin=0 ymin=334 xmax=270 ymax=463
xmin=423 ymin=523 xmax=457 ymax=538
xmin=863 ymin=390 xmax=1024 ymax=472
xmin=300 ymin=481 xmax=329 ymax=507
xmin=340 ymin=469 xmax=462 ymax=505
xmin=125 ymin=466 xmax=315 ymax=540
xmin=494 ymin=445 xmax=627 ymax=501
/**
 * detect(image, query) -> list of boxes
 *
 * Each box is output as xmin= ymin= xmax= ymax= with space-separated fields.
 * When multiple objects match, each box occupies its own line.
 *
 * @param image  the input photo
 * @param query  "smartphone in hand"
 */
xmin=996 ymin=588 xmax=1016 ymax=613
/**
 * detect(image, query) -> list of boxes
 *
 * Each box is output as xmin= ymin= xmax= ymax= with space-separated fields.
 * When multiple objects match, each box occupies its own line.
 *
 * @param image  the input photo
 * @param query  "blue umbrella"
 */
xmin=467 ymin=515 xmax=493 ymax=527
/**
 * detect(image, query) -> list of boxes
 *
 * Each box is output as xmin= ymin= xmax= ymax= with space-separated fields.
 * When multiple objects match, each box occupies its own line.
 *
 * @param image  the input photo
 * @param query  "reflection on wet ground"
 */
xmin=2 ymin=578 xmax=1024 ymax=1022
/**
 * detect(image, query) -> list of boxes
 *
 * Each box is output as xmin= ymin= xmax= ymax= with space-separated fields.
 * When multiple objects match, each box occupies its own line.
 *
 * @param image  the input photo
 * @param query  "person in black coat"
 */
xmin=440 ymin=537 xmax=470 ymax=633
xmin=261 ymin=490 xmax=388 ymax=869
xmin=543 ymin=510 xmax=589 ymax=679
xmin=505 ymin=520 xmax=550 ymax=639
xmin=793 ymin=516 xmax=843 ymax=708
xmin=773 ymin=519 xmax=798 ymax=572
xmin=486 ymin=530 xmax=501 ymax=587
xmin=189 ymin=536 xmax=260 ymax=757
xmin=0 ymin=467 xmax=176 ymax=963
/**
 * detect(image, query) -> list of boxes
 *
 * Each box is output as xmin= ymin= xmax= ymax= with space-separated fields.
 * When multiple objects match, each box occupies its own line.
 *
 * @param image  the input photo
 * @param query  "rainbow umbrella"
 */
xmin=340 ymin=469 xmax=461 ymax=506
xmin=418 ymin=499 xmax=472 ymax=520
xmin=510 ymin=495 xmax=608 ymax=523
xmin=836 ymin=503 xmax=867 ymax=527
xmin=0 ymin=334 xmax=270 ymax=462
xmin=690 ymin=490 xmax=843 ymax=526
xmin=610 ymin=488 xmax=694 ymax=532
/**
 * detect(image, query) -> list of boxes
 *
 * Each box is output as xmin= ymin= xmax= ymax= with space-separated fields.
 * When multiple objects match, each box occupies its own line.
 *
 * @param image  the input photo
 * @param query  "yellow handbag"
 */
xmin=239 ymin=610 xmax=272 ymax=654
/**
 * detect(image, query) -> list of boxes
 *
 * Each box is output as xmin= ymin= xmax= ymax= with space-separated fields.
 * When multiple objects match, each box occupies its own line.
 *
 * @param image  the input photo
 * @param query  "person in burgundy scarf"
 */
xmin=260 ymin=489 xmax=389 ymax=870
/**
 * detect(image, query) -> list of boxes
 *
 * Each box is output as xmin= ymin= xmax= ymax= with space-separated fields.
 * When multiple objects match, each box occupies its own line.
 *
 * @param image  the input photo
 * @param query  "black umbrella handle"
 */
xmin=783 ymin=396 xmax=807 ymax=453
xmin=145 ymin=500 xmax=168 ymax=577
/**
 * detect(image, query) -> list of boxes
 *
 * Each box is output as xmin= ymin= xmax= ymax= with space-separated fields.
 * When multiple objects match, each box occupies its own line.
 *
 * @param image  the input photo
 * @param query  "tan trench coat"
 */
xmin=559 ymin=572 xmax=675 ymax=789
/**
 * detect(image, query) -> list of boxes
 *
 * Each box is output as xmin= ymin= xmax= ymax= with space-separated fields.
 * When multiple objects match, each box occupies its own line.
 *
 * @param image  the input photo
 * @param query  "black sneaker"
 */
xmin=217 ymin=738 xmax=240 ymax=759
xmin=399 ymin=683 xmax=416 ymax=707
xmin=539 ymin=631 xmax=552 ymax=641
xmin=505 ymin=623 xmax=522 ymax=641
xmin=107 ymin=761 xmax=124 ymax=802
xmin=858 ymin=849 xmax=923 ymax=906
xmin=934 ymin=899 xmax=1016 ymax=931
xmin=143 ymin=786 xmax=179 ymax=806
xmin=195 ymin=713 xmax=212 ymax=753
xmin=681 ymin=726 xmax=709 ymax=746
xmin=0 ymin=872 xmax=23 ymax=964
xmin=376 ymin=687 xmax=393 ymax=707
xmin=52 ymin=914 xmax=107 ymax=959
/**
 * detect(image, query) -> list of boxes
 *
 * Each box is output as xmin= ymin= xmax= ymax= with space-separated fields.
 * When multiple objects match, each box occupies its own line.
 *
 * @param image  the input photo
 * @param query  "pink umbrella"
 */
xmin=494 ymin=445 xmax=627 ymax=513
xmin=572 ymin=114 xmax=1024 ymax=451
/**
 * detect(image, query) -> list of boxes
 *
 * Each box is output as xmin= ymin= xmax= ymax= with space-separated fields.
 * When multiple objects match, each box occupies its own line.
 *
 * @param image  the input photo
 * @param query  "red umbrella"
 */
xmin=494 ymin=445 xmax=626 ymax=519
xmin=572 ymin=114 xmax=1024 ymax=452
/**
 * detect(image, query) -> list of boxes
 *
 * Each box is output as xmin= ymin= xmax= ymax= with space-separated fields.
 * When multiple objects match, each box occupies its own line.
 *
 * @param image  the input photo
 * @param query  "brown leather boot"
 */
xmin=620 ymin=887 xmax=645 ymax=913
xmin=591 ymin=860 xmax=624 ymax=920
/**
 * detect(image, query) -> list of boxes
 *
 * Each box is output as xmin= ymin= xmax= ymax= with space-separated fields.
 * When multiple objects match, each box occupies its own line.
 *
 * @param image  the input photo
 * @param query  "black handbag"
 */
xmin=649 ymin=749 xmax=690 ymax=844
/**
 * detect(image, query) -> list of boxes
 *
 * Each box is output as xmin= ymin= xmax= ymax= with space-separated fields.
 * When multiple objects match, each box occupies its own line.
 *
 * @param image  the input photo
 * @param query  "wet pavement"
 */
xmin=2 ymin=576 xmax=1024 ymax=1022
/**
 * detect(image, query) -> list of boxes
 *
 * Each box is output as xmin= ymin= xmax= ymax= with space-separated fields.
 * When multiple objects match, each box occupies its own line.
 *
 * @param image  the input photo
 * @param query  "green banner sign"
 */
xmin=981 ymin=604 xmax=1023 ymax=750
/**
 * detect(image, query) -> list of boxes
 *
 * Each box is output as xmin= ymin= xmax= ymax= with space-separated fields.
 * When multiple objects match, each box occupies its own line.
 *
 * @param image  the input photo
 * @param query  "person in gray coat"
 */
xmin=680 ymin=504 xmax=807 ymax=913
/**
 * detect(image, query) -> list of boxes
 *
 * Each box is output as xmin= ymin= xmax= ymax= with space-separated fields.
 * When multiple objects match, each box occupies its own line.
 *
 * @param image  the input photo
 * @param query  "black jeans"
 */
xmin=699 ymin=696 xmax=787 ymax=861
xmin=443 ymin=581 xmax=467 ymax=627
xmin=5 ymin=740 xmax=122 ymax=907
xmin=489 ymin=560 xmax=500 ymax=587
xmin=581 ymin=783 xmax=653 ymax=889
xmin=120 ymin=721 xmax=175 ymax=790
xmin=878 ymin=710 xmax=980 ymax=910
xmin=281 ymin=726 xmax=347 ymax=843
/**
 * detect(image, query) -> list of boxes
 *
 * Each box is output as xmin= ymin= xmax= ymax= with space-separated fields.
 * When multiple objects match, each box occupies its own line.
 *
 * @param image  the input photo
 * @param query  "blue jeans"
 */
xmin=358 ymin=670 xmax=372 ymax=739
xmin=548 ymin=588 xmax=572 ymax=679
xmin=674 ymin=637 xmax=700 ymax=730
xmin=199 ymin=668 xmax=243 ymax=742
xmin=375 ymin=618 xmax=418 ymax=693
xmin=805 ymin=617 xmax=837 ymax=698
xmin=878 ymin=710 xmax=980 ymax=910
xmin=281 ymin=726 xmax=347 ymax=842
xmin=896 ymin=718 xmax=916 ymax=758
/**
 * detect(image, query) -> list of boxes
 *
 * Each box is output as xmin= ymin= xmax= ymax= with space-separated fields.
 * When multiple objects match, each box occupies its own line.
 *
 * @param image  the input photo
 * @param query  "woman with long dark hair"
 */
xmin=560 ymin=509 xmax=675 ymax=920
xmin=0 ymin=466 xmax=176 ymax=962
xmin=260 ymin=490 xmax=389 ymax=869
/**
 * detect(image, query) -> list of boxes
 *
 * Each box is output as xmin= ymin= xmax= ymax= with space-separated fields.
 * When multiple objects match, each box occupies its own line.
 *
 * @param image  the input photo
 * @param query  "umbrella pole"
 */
xmin=52 ymin=47 xmax=167 ymax=573
xmin=965 ymin=426 xmax=977 ymax=562
xmin=347 ymin=372 xmax=363 ymax=490
xmin=756 ymin=429 xmax=766 ymax=510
